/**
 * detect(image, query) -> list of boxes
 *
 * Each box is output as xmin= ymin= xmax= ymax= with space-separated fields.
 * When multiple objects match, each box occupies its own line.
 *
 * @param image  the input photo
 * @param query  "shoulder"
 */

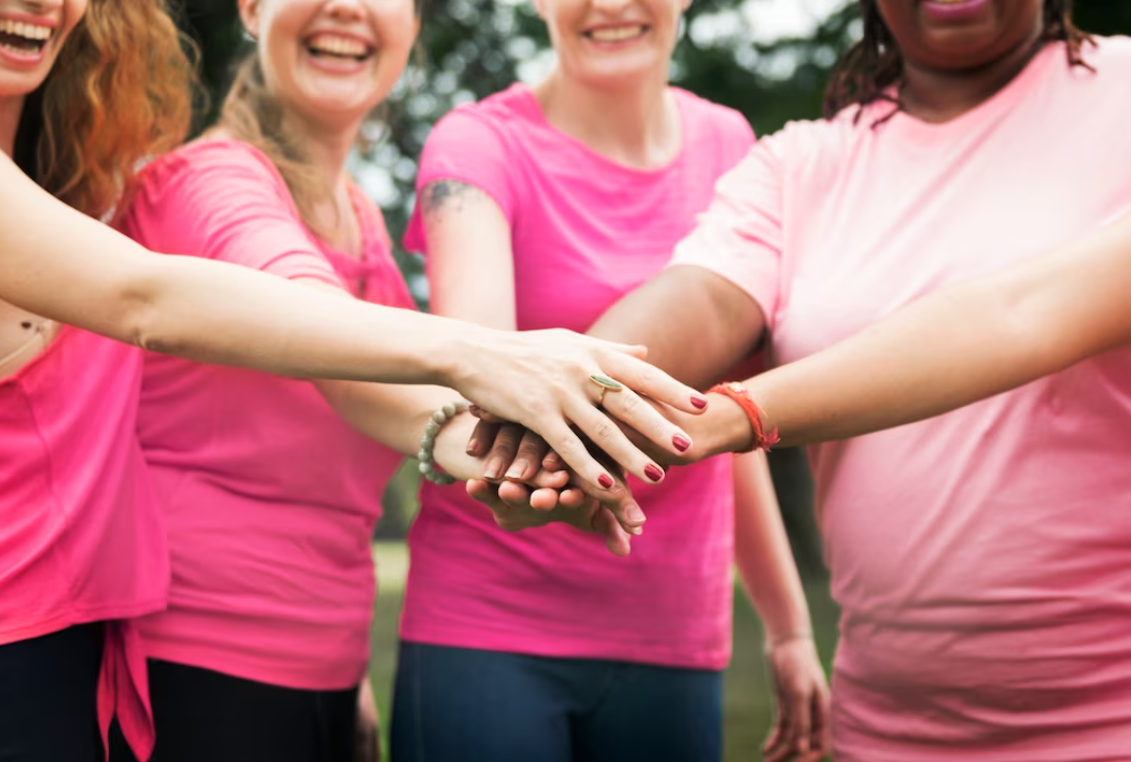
xmin=1076 ymin=34 xmax=1131 ymax=75
xmin=426 ymin=84 xmax=538 ymax=150
xmin=673 ymin=88 xmax=755 ymax=142
xmin=133 ymin=138 xmax=289 ymax=204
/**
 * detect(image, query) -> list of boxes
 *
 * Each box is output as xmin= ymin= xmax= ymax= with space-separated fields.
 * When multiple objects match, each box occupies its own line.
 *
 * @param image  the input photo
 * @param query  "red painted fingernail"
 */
xmin=468 ymin=404 xmax=481 ymax=414
xmin=691 ymin=395 xmax=708 ymax=409
xmin=644 ymin=464 xmax=664 ymax=483
xmin=673 ymin=434 xmax=691 ymax=452
xmin=598 ymin=474 xmax=614 ymax=489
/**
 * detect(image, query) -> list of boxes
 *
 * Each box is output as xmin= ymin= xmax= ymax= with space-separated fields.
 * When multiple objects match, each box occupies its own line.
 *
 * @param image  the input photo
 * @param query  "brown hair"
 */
xmin=14 ymin=0 xmax=197 ymax=221
xmin=216 ymin=51 xmax=334 ymax=238
xmin=823 ymin=0 xmax=1094 ymax=121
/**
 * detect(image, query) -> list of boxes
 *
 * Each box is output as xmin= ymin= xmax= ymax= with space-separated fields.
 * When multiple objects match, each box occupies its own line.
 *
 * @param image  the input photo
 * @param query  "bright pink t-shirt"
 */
xmin=672 ymin=39 xmax=1131 ymax=760
xmin=0 ymin=327 xmax=165 ymax=758
xmin=401 ymin=85 xmax=754 ymax=670
xmin=120 ymin=139 xmax=415 ymax=690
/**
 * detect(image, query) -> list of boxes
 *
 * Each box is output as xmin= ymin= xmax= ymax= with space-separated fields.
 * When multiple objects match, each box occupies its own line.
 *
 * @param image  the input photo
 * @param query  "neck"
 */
xmin=0 ymin=94 xmax=26 ymax=158
xmin=281 ymin=107 xmax=360 ymax=191
xmin=900 ymin=31 xmax=1045 ymax=123
xmin=534 ymin=67 xmax=679 ymax=169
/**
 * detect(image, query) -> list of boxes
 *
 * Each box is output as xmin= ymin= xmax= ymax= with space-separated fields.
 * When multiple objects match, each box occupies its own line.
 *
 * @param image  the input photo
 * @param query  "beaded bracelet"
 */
xmin=417 ymin=400 xmax=470 ymax=486
xmin=707 ymin=382 xmax=779 ymax=452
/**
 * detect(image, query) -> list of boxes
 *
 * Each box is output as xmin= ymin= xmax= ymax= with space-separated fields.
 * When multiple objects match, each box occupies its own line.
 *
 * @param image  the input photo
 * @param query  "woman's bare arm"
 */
xmin=742 ymin=211 xmax=1131 ymax=447
xmin=0 ymin=154 xmax=707 ymax=489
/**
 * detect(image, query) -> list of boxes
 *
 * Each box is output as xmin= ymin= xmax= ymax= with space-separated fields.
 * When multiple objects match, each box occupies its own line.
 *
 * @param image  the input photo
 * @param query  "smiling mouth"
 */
xmin=585 ymin=25 xmax=649 ymax=43
xmin=0 ymin=18 xmax=53 ymax=56
xmin=305 ymin=32 xmax=375 ymax=63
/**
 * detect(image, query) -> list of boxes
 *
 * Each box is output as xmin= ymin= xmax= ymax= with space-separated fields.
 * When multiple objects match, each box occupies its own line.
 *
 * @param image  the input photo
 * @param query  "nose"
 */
xmin=588 ymin=0 xmax=634 ymax=15
xmin=322 ymin=0 xmax=366 ymax=22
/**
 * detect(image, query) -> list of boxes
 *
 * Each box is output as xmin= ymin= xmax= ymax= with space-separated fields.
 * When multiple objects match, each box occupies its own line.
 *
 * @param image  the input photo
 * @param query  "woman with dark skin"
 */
xmin=473 ymin=1 xmax=1131 ymax=758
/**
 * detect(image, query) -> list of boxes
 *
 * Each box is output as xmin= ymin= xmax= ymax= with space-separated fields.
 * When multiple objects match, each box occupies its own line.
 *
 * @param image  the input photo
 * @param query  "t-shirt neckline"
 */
xmin=510 ymin=82 xmax=690 ymax=177
xmin=882 ymin=40 xmax=1061 ymax=135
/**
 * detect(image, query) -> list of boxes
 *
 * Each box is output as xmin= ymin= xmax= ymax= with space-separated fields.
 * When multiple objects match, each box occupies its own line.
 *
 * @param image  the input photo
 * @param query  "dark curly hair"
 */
xmin=823 ymin=0 xmax=1094 ymax=121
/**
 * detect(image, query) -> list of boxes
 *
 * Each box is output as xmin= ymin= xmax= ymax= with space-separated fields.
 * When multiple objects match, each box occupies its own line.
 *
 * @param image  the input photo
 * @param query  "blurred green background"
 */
xmin=172 ymin=1 xmax=1131 ymax=757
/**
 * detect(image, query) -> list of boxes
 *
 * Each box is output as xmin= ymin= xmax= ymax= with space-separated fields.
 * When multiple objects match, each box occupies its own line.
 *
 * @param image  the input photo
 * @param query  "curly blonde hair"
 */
xmin=14 ymin=0 xmax=197 ymax=221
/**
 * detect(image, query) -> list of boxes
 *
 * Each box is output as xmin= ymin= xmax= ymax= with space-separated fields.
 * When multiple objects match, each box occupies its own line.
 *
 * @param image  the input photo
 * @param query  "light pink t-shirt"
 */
xmin=120 ymin=139 xmax=415 ymax=690
xmin=672 ymin=39 xmax=1131 ymax=760
xmin=0 ymin=327 xmax=165 ymax=758
xmin=401 ymin=85 xmax=754 ymax=670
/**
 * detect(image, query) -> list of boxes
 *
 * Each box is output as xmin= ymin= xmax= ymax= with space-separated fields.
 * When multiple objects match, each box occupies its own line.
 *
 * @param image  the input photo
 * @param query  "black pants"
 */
xmin=0 ymin=623 xmax=105 ymax=762
xmin=109 ymin=659 xmax=358 ymax=762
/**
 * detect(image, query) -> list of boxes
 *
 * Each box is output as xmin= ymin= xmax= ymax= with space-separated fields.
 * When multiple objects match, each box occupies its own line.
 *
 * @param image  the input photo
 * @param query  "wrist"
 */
xmin=700 ymin=392 xmax=757 ymax=455
xmin=706 ymin=382 xmax=778 ymax=453
xmin=763 ymin=630 xmax=814 ymax=655
xmin=431 ymin=412 xmax=480 ymax=481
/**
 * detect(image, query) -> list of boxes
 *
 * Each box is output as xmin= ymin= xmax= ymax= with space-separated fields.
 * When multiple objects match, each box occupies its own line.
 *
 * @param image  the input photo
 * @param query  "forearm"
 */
xmin=588 ymin=266 xmax=766 ymax=388
xmin=732 ymin=452 xmax=812 ymax=642
xmin=745 ymin=212 xmax=1131 ymax=447
xmin=317 ymin=380 xmax=456 ymax=457
xmin=1 ymin=171 xmax=480 ymax=385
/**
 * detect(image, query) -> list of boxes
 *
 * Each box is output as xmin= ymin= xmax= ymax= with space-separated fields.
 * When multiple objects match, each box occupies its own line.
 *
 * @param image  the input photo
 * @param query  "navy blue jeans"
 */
xmin=391 ymin=642 xmax=722 ymax=762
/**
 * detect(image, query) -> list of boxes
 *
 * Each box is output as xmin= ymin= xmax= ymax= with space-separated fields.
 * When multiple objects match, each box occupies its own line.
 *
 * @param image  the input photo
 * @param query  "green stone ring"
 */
xmin=589 ymin=374 xmax=625 ymax=392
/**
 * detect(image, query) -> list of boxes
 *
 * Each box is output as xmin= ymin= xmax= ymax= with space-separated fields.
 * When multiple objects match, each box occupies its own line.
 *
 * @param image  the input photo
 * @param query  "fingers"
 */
xmin=812 ymin=683 xmax=833 ymax=759
xmin=465 ymin=418 xmax=499 ymax=459
xmin=534 ymin=416 xmax=626 ymax=497
xmin=503 ymin=430 xmax=553 ymax=482
xmin=599 ymin=350 xmax=709 ymax=415
xmin=565 ymin=400 xmax=668 ymax=487
xmin=542 ymin=450 xmax=566 ymax=472
xmin=592 ymin=506 xmax=632 ymax=557
xmin=482 ymin=423 xmax=524 ymax=481
xmin=598 ymin=386 xmax=694 ymax=462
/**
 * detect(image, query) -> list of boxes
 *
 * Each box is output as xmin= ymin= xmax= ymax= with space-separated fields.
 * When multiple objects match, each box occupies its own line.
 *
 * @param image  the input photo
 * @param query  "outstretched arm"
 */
xmin=741 ymin=210 xmax=1131 ymax=447
xmin=0 ymin=153 xmax=708 ymax=490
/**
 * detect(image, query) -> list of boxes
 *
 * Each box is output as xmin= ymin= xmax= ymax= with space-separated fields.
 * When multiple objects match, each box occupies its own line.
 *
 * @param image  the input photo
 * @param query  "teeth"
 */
xmin=307 ymin=33 xmax=369 ymax=58
xmin=0 ymin=19 xmax=53 ymax=41
xmin=588 ymin=25 xmax=645 ymax=43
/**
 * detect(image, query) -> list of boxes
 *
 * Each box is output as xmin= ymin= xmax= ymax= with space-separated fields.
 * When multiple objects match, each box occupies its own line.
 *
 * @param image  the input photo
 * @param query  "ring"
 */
xmin=589 ymin=373 xmax=624 ymax=406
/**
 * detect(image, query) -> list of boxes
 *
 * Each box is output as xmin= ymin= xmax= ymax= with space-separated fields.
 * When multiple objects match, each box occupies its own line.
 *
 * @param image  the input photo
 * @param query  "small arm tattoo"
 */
xmin=421 ymin=180 xmax=481 ymax=219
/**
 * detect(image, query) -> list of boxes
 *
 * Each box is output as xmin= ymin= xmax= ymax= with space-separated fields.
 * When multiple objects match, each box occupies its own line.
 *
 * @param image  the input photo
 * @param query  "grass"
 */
xmin=368 ymin=542 xmax=839 ymax=761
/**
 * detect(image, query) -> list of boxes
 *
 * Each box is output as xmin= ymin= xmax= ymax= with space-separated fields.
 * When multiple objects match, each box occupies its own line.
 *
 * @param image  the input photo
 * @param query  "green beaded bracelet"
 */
xmin=417 ymin=400 xmax=470 ymax=486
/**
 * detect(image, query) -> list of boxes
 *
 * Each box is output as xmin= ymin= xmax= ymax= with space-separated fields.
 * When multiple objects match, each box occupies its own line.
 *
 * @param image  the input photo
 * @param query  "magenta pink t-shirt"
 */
xmin=401 ymin=85 xmax=754 ymax=670
xmin=120 ymin=139 xmax=415 ymax=690
xmin=672 ymin=39 xmax=1131 ymax=760
xmin=0 ymin=327 xmax=166 ymax=757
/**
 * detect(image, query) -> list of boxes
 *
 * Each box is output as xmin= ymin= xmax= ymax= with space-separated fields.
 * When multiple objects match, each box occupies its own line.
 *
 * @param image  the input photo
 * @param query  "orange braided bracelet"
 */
xmin=707 ymin=382 xmax=779 ymax=452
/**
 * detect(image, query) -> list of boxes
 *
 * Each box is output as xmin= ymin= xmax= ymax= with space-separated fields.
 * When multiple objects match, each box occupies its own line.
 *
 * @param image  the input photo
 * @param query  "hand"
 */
xmin=467 ymin=478 xmax=634 ymax=557
xmin=762 ymin=636 xmax=832 ymax=762
xmin=354 ymin=675 xmax=380 ymax=762
xmin=447 ymin=328 xmax=708 ymax=490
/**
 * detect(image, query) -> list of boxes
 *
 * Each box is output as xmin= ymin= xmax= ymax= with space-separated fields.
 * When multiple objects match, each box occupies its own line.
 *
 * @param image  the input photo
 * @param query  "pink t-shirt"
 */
xmin=401 ymin=85 xmax=754 ymax=670
xmin=672 ymin=39 xmax=1131 ymax=760
xmin=120 ymin=139 xmax=415 ymax=690
xmin=0 ymin=327 xmax=165 ymax=758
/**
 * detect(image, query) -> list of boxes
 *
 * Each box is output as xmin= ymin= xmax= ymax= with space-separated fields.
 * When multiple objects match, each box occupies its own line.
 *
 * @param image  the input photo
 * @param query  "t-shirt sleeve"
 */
xmin=403 ymin=108 xmax=515 ymax=254
xmin=123 ymin=142 xmax=343 ymax=287
xmin=668 ymin=132 xmax=785 ymax=325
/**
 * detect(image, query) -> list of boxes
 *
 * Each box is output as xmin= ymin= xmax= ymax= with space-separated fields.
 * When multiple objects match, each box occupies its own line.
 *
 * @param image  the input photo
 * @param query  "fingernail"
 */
xmin=627 ymin=504 xmax=646 ymax=524
xmin=468 ymin=404 xmax=480 ymax=414
xmin=465 ymin=437 xmax=478 ymax=455
xmin=598 ymin=474 xmax=614 ymax=489
xmin=505 ymin=462 xmax=526 ymax=480
xmin=484 ymin=459 xmax=503 ymax=481
xmin=644 ymin=464 xmax=664 ymax=483
xmin=672 ymin=434 xmax=691 ymax=452
xmin=691 ymin=394 xmax=708 ymax=409
xmin=630 ymin=525 xmax=643 ymax=536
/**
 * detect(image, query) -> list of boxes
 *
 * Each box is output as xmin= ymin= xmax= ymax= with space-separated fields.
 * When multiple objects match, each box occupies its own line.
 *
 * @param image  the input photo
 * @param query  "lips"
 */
xmin=584 ymin=24 xmax=648 ymax=43
xmin=0 ymin=17 xmax=53 ymax=58
xmin=920 ymin=0 xmax=992 ymax=23
xmin=304 ymin=31 xmax=375 ymax=62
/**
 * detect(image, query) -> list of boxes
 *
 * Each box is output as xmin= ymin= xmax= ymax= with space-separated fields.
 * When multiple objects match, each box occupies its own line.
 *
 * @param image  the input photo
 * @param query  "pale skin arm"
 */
xmin=732 ymin=453 xmax=830 ymax=762
xmin=0 ymin=153 xmax=709 ymax=489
